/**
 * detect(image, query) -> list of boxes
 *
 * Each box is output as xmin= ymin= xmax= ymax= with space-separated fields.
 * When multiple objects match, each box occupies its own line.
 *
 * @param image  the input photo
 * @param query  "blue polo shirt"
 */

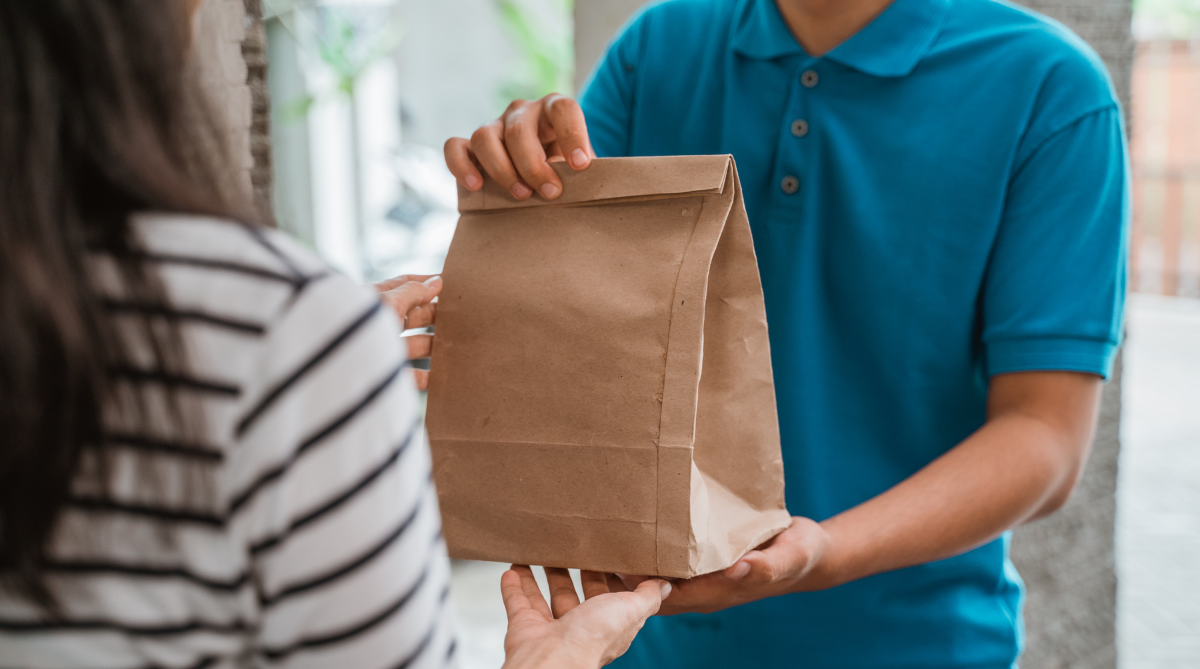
xmin=580 ymin=0 xmax=1128 ymax=667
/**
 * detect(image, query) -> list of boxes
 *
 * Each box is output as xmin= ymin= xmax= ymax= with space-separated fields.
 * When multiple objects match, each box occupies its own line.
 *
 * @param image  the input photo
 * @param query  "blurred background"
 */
xmin=218 ymin=0 xmax=1199 ymax=666
xmin=1133 ymin=0 xmax=1200 ymax=298
xmin=262 ymin=0 xmax=571 ymax=283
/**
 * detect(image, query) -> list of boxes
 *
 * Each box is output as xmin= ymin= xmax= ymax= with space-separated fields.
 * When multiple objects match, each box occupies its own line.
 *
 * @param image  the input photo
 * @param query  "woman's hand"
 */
xmin=373 ymin=274 xmax=441 ymax=390
xmin=615 ymin=517 xmax=836 ymax=616
xmin=501 ymin=565 xmax=670 ymax=669
xmin=444 ymin=94 xmax=595 ymax=201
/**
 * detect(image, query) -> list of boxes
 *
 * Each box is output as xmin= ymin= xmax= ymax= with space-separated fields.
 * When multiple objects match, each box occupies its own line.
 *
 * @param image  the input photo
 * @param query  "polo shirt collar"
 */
xmin=731 ymin=0 xmax=950 ymax=78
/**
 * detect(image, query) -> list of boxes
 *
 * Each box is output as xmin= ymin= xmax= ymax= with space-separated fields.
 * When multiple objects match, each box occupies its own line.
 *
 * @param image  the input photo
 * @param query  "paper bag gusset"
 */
xmin=425 ymin=155 xmax=790 ymax=578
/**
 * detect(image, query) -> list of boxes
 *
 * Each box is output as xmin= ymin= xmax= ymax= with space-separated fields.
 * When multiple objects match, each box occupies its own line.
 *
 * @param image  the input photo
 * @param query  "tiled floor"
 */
xmin=448 ymin=295 xmax=1200 ymax=669
xmin=1117 ymin=295 xmax=1200 ymax=669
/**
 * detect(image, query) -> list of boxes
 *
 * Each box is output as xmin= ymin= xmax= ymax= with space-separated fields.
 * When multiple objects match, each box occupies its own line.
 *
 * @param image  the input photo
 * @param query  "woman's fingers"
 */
xmin=545 ymin=567 xmax=581 ymax=618
xmin=630 ymin=579 xmax=671 ymax=619
xmin=444 ymin=137 xmax=483 ymax=191
xmin=374 ymin=274 xmax=436 ymax=292
xmin=587 ymin=579 xmax=671 ymax=666
xmin=404 ymin=334 xmax=432 ymax=360
xmin=412 ymin=369 xmax=429 ymax=391
xmin=375 ymin=275 xmax=437 ymax=391
xmin=404 ymin=301 xmax=436 ymax=331
xmin=580 ymin=570 xmax=611 ymax=601
xmin=542 ymin=94 xmax=593 ymax=171
xmin=513 ymin=565 xmax=553 ymax=619
xmin=500 ymin=569 xmax=532 ymax=622
xmin=376 ymin=275 xmax=441 ymax=330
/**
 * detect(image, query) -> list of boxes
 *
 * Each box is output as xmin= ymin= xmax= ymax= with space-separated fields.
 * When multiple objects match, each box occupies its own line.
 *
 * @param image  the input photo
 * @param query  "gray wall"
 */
xmin=574 ymin=0 xmax=646 ymax=91
xmin=990 ymin=3 xmax=1131 ymax=666
xmin=572 ymin=2 xmax=1131 ymax=667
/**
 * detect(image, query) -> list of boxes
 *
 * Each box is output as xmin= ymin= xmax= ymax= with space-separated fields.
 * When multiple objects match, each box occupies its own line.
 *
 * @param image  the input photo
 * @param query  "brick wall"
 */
xmin=242 ymin=0 xmax=274 ymax=222
xmin=1131 ymin=41 xmax=1200 ymax=298
xmin=191 ymin=0 xmax=273 ymax=222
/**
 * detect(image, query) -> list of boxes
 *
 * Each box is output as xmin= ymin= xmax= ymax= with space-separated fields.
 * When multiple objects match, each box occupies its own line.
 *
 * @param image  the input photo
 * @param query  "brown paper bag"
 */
xmin=425 ymin=155 xmax=790 ymax=578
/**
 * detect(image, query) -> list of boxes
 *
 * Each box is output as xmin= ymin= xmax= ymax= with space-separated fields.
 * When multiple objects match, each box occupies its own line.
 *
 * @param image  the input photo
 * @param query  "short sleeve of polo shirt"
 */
xmin=981 ymin=78 xmax=1128 ymax=379
xmin=582 ymin=3 xmax=1129 ymax=381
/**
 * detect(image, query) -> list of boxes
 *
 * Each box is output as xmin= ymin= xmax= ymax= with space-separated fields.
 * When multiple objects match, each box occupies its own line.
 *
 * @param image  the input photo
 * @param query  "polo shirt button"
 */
xmin=781 ymin=175 xmax=800 ymax=194
xmin=791 ymin=119 xmax=809 ymax=137
xmin=801 ymin=70 xmax=819 ymax=88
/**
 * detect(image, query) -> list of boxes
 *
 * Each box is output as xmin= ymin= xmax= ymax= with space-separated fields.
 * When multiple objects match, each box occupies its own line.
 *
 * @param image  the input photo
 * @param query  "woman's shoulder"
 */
xmin=127 ymin=211 xmax=407 ymax=429
xmin=131 ymin=212 xmax=328 ymax=283
xmin=129 ymin=212 xmax=382 ymax=322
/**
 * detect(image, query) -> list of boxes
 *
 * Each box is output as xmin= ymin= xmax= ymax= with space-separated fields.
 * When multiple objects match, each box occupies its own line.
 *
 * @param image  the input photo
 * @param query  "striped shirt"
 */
xmin=0 ymin=214 xmax=457 ymax=669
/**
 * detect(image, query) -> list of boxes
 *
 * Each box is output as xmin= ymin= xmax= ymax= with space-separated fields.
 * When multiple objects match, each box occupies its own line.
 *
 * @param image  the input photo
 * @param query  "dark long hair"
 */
xmin=0 ymin=0 xmax=251 ymax=609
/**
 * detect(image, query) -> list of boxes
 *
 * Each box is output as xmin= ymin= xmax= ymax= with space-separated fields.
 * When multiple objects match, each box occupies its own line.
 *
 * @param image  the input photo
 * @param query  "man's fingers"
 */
xmin=616 ymin=573 xmax=653 ymax=591
xmin=606 ymin=573 xmax=631 ymax=593
xmin=544 ymin=567 xmax=580 ymax=618
xmin=404 ymin=334 xmax=432 ymax=360
xmin=472 ymin=121 xmax=530 ymax=199
xmin=579 ymin=570 xmax=610 ymax=600
xmin=444 ymin=137 xmax=483 ymax=191
xmin=503 ymin=104 xmax=562 ymax=200
xmin=648 ymin=571 xmax=734 ymax=616
xmin=542 ymin=94 xmax=593 ymax=171
xmin=456 ymin=96 xmax=590 ymax=201
xmin=412 ymin=369 xmax=429 ymax=391
xmin=725 ymin=550 xmax=786 ymax=586
xmin=722 ymin=554 xmax=755 ymax=580
xmin=500 ymin=569 xmax=532 ymax=622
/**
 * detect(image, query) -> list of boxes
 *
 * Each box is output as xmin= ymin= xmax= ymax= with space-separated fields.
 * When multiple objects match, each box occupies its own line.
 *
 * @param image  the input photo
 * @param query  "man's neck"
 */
xmin=775 ymin=0 xmax=896 ymax=56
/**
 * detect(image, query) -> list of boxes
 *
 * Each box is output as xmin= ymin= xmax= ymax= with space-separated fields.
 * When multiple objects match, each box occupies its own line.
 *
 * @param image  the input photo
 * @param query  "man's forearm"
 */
xmin=635 ymin=373 xmax=1100 ymax=616
xmin=810 ymin=373 xmax=1100 ymax=590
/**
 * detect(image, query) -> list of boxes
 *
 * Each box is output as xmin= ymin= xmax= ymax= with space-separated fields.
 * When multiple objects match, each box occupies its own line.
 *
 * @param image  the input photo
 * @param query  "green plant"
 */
xmin=269 ymin=3 xmax=404 ymax=125
xmin=496 ymin=0 xmax=573 ymax=107
xmin=265 ymin=1 xmax=405 ymax=275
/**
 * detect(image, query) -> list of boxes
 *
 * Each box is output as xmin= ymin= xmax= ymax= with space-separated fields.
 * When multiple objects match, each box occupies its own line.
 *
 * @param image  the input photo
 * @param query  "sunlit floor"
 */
xmin=1118 ymin=295 xmax=1200 ymax=669
xmin=447 ymin=295 xmax=1200 ymax=669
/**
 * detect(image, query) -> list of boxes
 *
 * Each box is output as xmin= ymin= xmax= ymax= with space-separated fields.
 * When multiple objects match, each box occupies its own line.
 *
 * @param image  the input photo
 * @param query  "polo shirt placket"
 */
xmin=775 ymin=61 xmax=819 ymax=203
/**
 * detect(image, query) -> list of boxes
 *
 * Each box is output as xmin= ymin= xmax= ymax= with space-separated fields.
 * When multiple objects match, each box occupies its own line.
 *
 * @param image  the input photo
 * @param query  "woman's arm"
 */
xmin=237 ymin=268 xmax=453 ymax=667
xmin=502 ymin=567 xmax=669 ymax=669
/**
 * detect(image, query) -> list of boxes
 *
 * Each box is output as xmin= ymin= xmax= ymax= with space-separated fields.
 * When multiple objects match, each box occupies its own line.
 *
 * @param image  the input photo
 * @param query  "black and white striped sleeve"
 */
xmin=227 ymin=259 xmax=456 ymax=669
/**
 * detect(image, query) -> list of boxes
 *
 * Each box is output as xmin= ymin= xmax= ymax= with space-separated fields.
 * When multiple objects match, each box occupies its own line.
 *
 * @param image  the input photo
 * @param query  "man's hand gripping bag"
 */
xmin=425 ymin=155 xmax=790 ymax=578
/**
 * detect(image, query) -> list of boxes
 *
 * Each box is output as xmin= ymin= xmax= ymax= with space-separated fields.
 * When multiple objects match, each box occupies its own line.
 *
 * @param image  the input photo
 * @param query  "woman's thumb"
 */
xmin=631 ymin=579 xmax=671 ymax=619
